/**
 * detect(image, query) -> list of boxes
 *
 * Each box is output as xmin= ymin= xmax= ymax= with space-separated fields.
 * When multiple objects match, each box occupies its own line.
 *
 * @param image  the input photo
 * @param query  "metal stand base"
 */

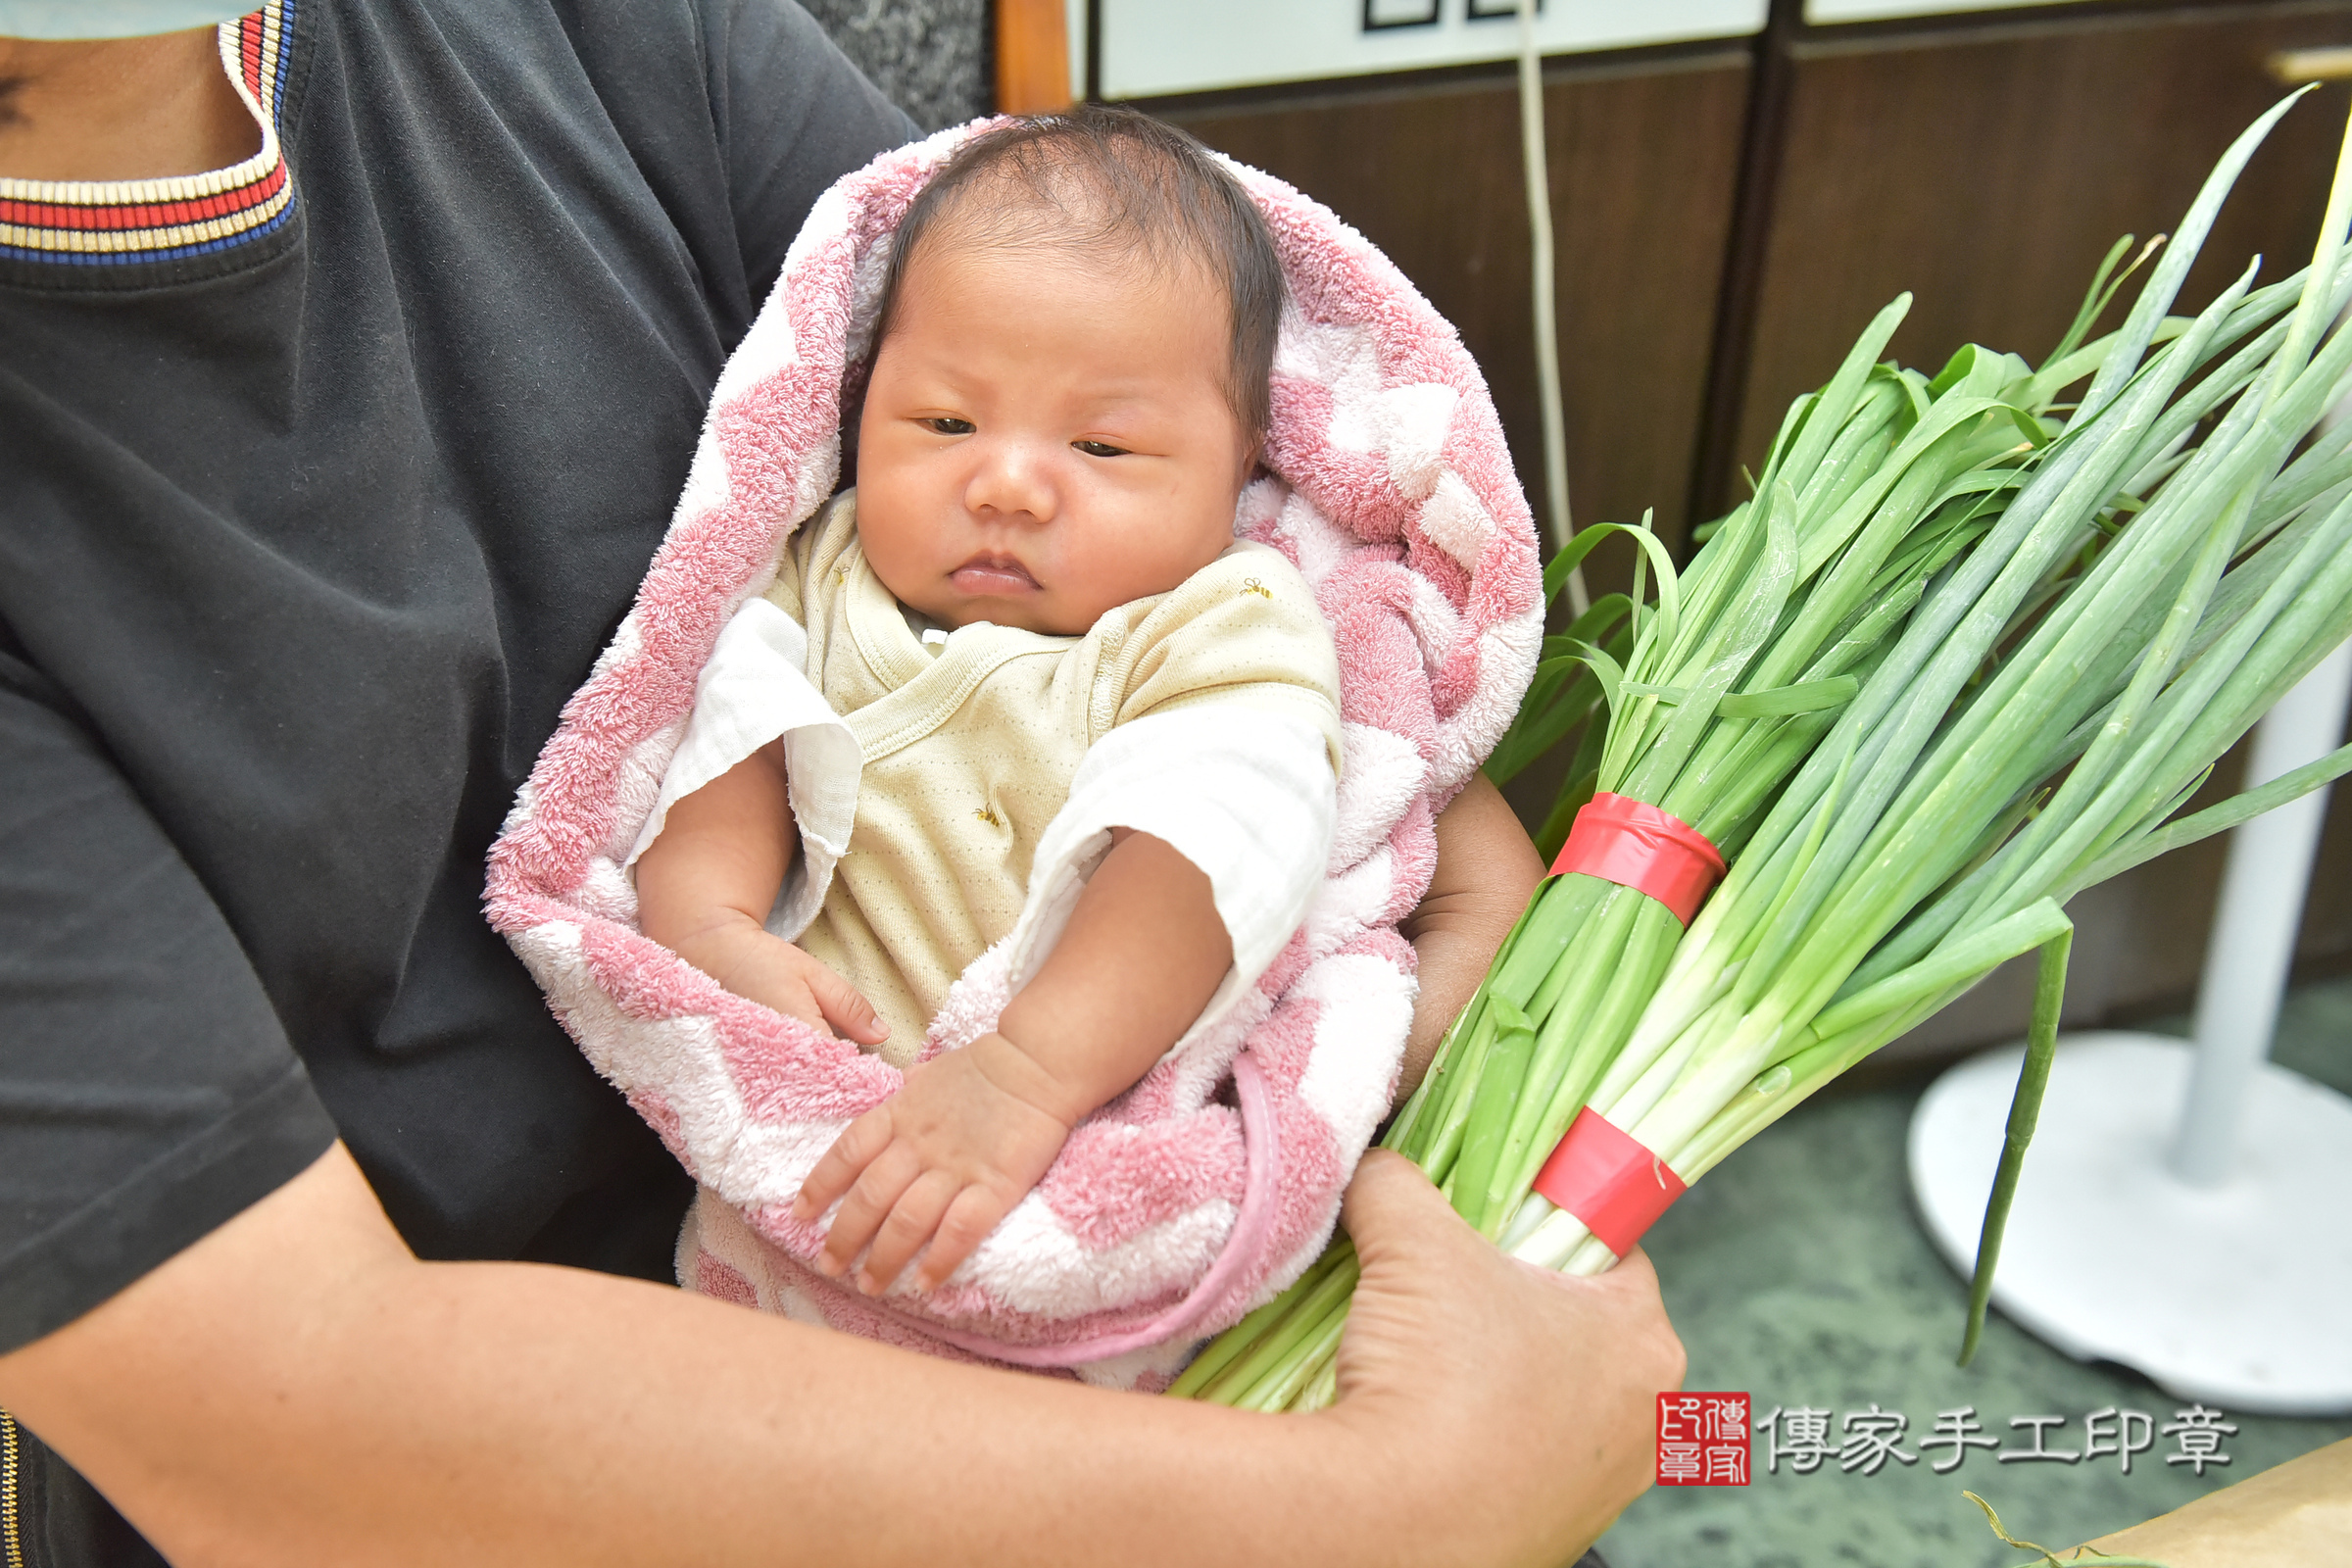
xmin=1909 ymin=1032 xmax=2352 ymax=1417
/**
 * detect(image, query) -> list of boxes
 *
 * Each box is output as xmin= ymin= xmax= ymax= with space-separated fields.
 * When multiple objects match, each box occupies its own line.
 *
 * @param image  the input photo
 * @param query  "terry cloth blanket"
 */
xmin=484 ymin=121 xmax=1543 ymax=1385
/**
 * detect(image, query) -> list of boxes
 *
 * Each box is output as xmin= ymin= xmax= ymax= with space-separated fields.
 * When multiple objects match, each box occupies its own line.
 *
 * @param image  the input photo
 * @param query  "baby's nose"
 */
xmin=963 ymin=438 xmax=1058 ymax=522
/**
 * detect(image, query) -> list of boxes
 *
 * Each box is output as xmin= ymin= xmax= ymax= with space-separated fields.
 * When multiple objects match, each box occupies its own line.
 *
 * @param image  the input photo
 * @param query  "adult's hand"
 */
xmin=1326 ymin=1151 xmax=1684 ymax=1567
xmin=0 ymin=1141 xmax=1679 ymax=1567
xmin=1400 ymin=774 xmax=1545 ymax=1097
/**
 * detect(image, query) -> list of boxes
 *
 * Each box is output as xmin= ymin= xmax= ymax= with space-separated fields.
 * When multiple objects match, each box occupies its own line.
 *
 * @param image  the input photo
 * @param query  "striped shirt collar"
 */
xmin=0 ymin=2 xmax=295 ymax=268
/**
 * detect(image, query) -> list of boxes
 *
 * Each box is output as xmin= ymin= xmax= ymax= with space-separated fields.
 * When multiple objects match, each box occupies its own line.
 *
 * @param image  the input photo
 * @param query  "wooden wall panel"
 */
xmin=996 ymin=0 xmax=1073 ymax=115
xmin=1162 ymin=52 xmax=1752 ymax=577
xmin=1728 ymin=2 xmax=2352 ymax=494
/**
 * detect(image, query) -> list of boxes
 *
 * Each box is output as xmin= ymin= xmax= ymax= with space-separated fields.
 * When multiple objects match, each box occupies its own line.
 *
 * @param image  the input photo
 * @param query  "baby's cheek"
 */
xmin=858 ymin=499 xmax=956 ymax=616
xmin=1090 ymin=504 xmax=1231 ymax=607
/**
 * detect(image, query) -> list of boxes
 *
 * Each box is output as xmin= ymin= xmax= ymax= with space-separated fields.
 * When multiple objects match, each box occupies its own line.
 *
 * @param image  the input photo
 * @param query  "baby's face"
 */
xmin=855 ymin=237 xmax=1257 ymax=635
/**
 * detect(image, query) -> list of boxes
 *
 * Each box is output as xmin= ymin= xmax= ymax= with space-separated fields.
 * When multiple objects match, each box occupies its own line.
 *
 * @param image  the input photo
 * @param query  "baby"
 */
xmin=634 ymin=108 xmax=1341 ymax=1303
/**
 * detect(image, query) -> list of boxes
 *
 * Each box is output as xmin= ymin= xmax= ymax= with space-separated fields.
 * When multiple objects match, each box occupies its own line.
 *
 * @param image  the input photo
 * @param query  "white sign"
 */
xmin=1807 ymin=0 xmax=2093 ymax=22
xmin=1093 ymin=0 xmax=1768 ymax=102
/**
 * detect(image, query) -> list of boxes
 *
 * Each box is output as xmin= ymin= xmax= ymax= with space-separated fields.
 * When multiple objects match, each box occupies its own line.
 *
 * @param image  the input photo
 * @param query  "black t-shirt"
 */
xmin=0 ymin=0 xmax=914 ymax=1363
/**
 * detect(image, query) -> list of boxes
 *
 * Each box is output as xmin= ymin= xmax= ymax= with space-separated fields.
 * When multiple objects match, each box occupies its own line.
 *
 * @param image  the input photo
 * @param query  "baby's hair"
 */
xmin=872 ymin=104 xmax=1285 ymax=441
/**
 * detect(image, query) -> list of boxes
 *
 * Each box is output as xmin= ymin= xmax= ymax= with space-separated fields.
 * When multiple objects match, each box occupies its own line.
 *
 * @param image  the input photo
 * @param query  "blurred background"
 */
xmin=812 ymin=0 xmax=2352 ymax=1081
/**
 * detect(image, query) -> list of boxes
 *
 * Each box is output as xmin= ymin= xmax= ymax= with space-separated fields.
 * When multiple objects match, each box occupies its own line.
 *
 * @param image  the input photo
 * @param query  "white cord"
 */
xmin=1519 ymin=0 xmax=1589 ymax=614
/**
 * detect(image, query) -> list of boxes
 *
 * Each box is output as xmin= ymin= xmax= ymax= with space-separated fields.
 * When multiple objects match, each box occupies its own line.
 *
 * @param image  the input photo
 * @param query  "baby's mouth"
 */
xmin=949 ymin=553 xmax=1041 ymax=596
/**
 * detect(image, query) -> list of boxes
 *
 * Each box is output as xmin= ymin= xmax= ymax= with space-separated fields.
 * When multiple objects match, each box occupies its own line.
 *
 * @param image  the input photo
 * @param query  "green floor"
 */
xmin=1594 ymin=975 xmax=2352 ymax=1568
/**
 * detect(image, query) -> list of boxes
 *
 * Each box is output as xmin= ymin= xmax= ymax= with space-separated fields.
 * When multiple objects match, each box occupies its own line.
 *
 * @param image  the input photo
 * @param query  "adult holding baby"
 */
xmin=0 ymin=2 xmax=1683 ymax=1563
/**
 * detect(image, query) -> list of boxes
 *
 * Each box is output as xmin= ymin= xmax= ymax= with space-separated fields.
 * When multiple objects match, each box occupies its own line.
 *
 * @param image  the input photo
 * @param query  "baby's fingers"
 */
xmin=794 ymin=1104 xmax=893 ymax=1224
xmin=808 ymin=965 xmax=889 ymax=1048
xmin=855 ymin=1170 xmax=960 ymax=1294
xmin=912 ymin=1185 xmax=1011 ymax=1293
xmin=765 ymin=981 xmax=836 ymax=1039
xmin=815 ymin=1139 xmax=923 ymax=1279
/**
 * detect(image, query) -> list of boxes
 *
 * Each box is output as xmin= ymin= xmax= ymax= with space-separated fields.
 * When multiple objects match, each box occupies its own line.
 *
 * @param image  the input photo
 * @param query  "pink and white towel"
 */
xmin=484 ymin=121 xmax=1542 ymax=1385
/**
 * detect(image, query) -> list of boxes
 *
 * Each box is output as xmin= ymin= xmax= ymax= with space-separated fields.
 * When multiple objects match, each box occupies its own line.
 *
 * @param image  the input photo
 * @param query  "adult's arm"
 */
xmin=0 ymin=1142 xmax=1679 ymax=1568
xmin=1398 ymin=773 xmax=1546 ymax=1096
xmin=0 ymin=760 xmax=1668 ymax=1568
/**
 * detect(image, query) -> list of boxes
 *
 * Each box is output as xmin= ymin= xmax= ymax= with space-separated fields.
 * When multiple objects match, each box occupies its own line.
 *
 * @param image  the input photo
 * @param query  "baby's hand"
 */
xmin=705 ymin=927 xmax=889 ymax=1050
xmin=792 ymin=1032 xmax=1082 ymax=1294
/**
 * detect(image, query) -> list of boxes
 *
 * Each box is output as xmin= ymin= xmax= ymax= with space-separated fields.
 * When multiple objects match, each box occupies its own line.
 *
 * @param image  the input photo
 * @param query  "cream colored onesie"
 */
xmin=646 ymin=491 xmax=1346 ymax=1068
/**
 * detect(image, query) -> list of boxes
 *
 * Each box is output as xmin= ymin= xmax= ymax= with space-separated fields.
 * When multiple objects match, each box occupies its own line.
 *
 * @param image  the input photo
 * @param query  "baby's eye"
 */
xmin=1073 ymin=440 xmax=1130 ymax=458
xmin=921 ymin=416 xmax=976 ymax=435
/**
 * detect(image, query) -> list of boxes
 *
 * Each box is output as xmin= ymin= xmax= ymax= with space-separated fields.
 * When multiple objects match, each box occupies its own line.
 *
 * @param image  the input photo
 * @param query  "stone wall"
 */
xmin=802 ymin=0 xmax=990 ymax=131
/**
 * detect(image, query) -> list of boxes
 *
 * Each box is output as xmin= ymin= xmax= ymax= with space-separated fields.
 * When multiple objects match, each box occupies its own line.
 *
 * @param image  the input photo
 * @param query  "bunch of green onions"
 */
xmin=1171 ymin=91 xmax=2352 ymax=1413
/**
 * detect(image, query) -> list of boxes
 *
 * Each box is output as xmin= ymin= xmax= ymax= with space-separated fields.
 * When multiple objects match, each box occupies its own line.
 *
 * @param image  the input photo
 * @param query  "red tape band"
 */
xmin=1530 ymin=1105 xmax=1688 ymax=1256
xmin=1548 ymin=792 xmax=1726 ymax=926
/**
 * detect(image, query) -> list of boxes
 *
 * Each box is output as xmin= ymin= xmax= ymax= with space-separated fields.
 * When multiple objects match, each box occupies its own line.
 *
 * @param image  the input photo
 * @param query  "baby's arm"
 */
xmin=794 ymin=828 xmax=1231 ymax=1294
xmin=634 ymin=743 xmax=889 ymax=1049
